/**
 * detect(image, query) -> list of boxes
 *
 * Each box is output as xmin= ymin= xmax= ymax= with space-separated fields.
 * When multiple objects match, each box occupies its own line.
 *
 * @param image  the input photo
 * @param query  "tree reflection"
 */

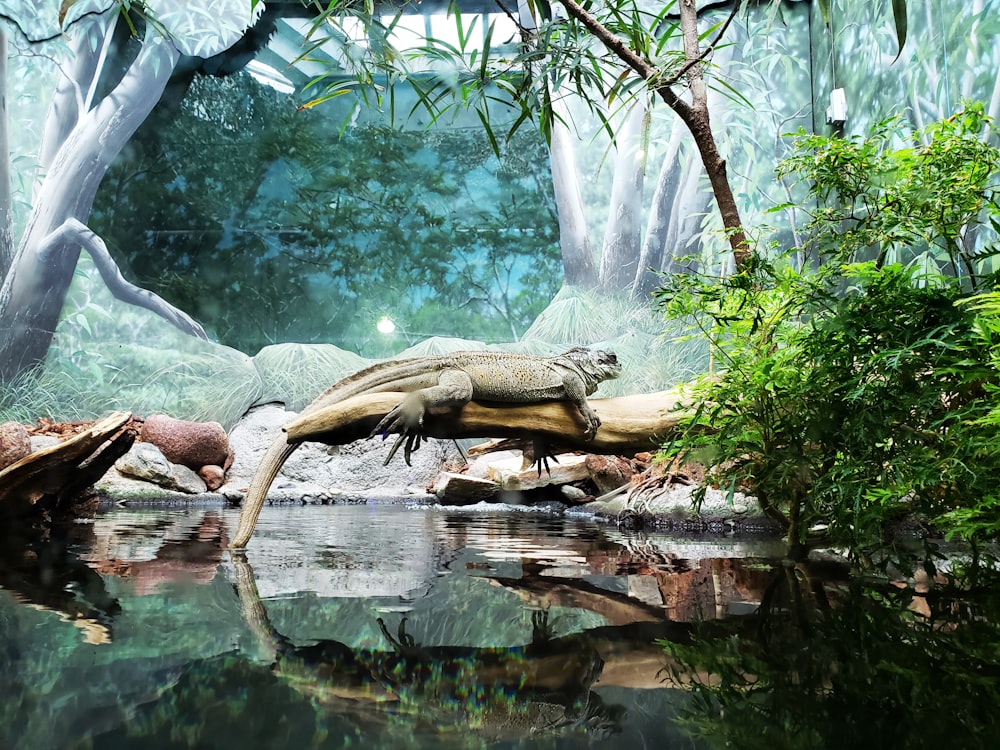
xmin=662 ymin=560 xmax=1000 ymax=750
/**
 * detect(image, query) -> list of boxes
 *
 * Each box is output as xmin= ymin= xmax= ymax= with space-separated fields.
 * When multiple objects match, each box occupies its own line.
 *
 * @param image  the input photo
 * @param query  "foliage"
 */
xmin=0 ymin=257 xmax=265 ymax=429
xmin=657 ymin=110 xmax=1000 ymax=559
xmin=664 ymin=563 xmax=1000 ymax=750
xmin=777 ymin=103 xmax=1000 ymax=280
xmin=821 ymin=0 xmax=1000 ymax=141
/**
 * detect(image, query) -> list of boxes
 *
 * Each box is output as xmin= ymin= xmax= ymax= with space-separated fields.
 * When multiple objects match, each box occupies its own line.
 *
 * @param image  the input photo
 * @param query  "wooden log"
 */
xmin=282 ymin=386 xmax=695 ymax=455
xmin=0 ymin=412 xmax=134 ymax=513
xmin=486 ymin=454 xmax=589 ymax=491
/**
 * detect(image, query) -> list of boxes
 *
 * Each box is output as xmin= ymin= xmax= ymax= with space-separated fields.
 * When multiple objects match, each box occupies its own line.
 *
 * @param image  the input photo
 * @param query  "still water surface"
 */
xmin=2 ymin=503 xmax=997 ymax=749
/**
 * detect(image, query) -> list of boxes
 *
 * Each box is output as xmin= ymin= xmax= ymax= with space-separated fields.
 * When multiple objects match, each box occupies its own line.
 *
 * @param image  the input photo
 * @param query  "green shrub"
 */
xmin=657 ymin=107 xmax=1000 ymax=561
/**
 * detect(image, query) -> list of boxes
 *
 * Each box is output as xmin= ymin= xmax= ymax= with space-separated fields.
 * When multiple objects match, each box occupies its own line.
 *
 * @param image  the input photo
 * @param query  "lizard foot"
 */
xmin=371 ymin=398 xmax=427 ymax=466
xmin=581 ymin=410 xmax=602 ymax=440
xmin=523 ymin=437 xmax=560 ymax=477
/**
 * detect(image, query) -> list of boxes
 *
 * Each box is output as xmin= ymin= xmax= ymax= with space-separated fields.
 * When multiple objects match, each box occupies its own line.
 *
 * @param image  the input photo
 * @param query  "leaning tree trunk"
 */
xmin=0 ymin=19 xmax=180 ymax=381
xmin=633 ymin=122 xmax=685 ymax=297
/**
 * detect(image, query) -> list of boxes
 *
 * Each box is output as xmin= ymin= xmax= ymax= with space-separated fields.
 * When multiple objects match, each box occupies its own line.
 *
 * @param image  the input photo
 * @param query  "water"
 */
xmin=2 ymin=503 xmax=998 ymax=749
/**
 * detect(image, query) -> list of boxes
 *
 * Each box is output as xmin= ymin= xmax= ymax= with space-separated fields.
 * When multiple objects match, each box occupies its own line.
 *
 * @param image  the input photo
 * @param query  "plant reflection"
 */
xmin=662 ymin=558 xmax=1000 ymax=750
xmin=231 ymin=553 xmax=624 ymax=741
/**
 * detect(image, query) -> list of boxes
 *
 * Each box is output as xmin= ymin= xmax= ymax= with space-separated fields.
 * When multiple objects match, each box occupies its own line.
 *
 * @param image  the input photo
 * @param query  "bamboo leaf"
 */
xmin=890 ymin=0 xmax=908 ymax=61
xmin=476 ymin=107 xmax=500 ymax=157
xmin=298 ymin=88 xmax=355 ymax=110
xmin=816 ymin=0 xmax=831 ymax=27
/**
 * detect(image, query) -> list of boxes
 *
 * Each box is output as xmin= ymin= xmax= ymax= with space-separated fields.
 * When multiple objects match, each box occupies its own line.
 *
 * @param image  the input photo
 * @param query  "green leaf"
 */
xmin=816 ymin=0 xmax=831 ymax=27
xmin=476 ymin=107 xmax=500 ymax=157
xmin=890 ymin=0 xmax=908 ymax=61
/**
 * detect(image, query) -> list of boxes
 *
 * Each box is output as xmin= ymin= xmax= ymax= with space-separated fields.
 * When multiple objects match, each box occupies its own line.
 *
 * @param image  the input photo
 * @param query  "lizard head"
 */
xmin=562 ymin=347 xmax=621 ymax=392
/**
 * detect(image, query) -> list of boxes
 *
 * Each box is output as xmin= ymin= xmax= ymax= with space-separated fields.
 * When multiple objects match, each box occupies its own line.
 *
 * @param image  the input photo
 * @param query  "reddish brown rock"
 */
xmin=198 ymin=465 xmax=226 ymax=491
xmin=140 ymin=414 xmax=229 ymax=470
xmin=585 ymin=454 xmax=637 ymax=495
xmin=0 ymin=421 xmax=32 ymax=470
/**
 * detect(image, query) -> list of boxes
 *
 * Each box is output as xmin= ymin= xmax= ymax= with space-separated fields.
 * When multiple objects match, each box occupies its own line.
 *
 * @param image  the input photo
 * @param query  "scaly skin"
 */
xmin=229 ymin=348 xmax=620 ymax=548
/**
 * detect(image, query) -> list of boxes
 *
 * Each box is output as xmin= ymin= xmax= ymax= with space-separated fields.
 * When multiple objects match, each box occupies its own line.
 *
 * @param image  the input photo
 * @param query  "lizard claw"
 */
xmin=372 ymin=403 xmax=419 ymax=439
xmin=581 ymin=410 xmax=601 ymax=440
xmin=382 ymin=430 xmax=423 ymax=466
xmin=524 ymin=438 xmax=559 ymax=477
xmin=372 ymin=398 xmax=427 ymax=466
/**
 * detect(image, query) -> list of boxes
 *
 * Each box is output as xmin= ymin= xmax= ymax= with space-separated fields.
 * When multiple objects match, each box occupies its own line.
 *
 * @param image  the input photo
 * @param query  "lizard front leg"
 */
xmin=562 ymin=373 xmax=602 ymax=437
xmin=372 ymin=369 xmax=474 ymax=465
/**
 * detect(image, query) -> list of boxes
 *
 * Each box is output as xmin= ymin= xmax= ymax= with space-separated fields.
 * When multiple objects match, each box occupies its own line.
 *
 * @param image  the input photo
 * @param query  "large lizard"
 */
xmin=229 ymin=347 xmax=621 ymax=548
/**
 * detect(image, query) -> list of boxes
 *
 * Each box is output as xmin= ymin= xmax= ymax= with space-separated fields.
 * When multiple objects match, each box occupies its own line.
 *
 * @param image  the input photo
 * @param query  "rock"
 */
xmin=432 ymin=472 xmax=501 ymax=504
xmin=221 ymin=404 xmax=463 ymax=499
xmin=115 ymin=442 xmax=207 ymax=494
xmin=140 ymin=414 xmax=229 ymax=469
xmin=29 ymin=435 xmax=61 ymax=453
xmin=487 ymin=454 xmax=589 ymax=491
xmin=198 ymin=465 xmax=226 ymax=491
xmin=560 ymin=484 xmax=590 ymax=503
xmin=585 ymin=454 xmax=636 ymax=495
xmin=0 ymin=422 xmax=31 ymax=470
xmin=116 ymin=442 xmax=174 ymax=485
xmin=463 ymin=449 xmax=523 ymax=479
xmin=169 ymin=464 xmax=209 ymax=494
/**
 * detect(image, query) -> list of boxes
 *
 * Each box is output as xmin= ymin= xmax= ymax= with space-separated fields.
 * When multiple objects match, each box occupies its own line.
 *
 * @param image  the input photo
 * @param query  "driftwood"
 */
xmin=0 ymin=412 xmax=136 ymax=517
xmin=282 ymin=386 xmax=695 ymax=456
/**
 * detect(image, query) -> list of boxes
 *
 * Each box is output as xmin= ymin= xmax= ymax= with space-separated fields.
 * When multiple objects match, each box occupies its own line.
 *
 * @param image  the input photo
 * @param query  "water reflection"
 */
xmin=0 ymin=526 xmax=120 ymax=644
xmin=1 ymin=504 xmax=997 ymax=748
xmin=662 ymin=558 xmax=1000 ymax=750
xmin=233 ymin=553 xmax=616 ymax=741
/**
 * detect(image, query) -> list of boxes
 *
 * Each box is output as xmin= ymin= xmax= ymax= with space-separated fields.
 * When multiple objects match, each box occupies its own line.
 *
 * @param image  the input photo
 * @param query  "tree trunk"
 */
xmin=0 ymin=24 xmax=180 ymax=381
xmin=0 ymin=29 xmax=12 ymax=279
xmin=599 ymin=99 xmax=646 ymax=291
xmin=549 ymin=95 xmax=599 ymax=287
xmin=633 ymin=123 xmax=685 ymax=296
xmin=672 ymin=0 xmax=748 ymax=268
xmin=37 ymin=15 xmax=106 ymax=173
xmin=516 ymin=0 xmax=597 ymax=288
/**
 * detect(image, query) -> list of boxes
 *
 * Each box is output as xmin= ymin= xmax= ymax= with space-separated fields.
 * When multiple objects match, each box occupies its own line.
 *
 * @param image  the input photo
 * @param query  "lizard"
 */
xmin=229 ymin=347 xmax=621 ymax=548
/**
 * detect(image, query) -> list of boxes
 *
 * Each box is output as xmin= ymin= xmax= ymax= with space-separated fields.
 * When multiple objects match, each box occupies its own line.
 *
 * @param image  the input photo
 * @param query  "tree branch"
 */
xmin=661 ymin=0 xmax=742 ymax=89
xmin=37 ymin=219 xmax=209 ymax=339
xmin=555 ymin=0 xmax=694 ymax=120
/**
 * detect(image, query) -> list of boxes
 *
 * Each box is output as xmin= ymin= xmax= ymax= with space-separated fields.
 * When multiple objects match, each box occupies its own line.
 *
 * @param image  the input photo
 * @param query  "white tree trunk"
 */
xmin=0 ymin=28 xmax=12 ymax=278
xmin=37 ymin=15 xmax=107 ymax=174
xmin=633 ymin=121 xmax=685 ymax=296
xmin=549 ymin=95 xmax=598 ymax=287
xmin=599 ymin=99 xmax=647 ymax=291
xmin=0 ymin=19 xmax=181 ymax=379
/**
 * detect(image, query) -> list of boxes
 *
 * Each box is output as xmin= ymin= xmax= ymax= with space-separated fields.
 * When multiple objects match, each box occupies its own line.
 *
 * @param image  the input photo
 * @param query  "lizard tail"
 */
xmin=230 ymin=436 xmax=300 ymax=548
